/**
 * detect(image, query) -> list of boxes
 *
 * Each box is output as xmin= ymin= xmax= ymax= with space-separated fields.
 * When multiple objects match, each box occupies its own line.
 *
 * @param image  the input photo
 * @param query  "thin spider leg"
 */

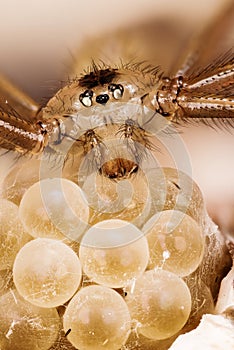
xmin=0 ymin=74 xmax=59 ymax=155
xmin=174 ymin=52 xmax=234 ymax=127
xmin=183 ymin=50 xmax=234 ymax=89
xmin=0 ymin=74 xmax=39 ymax=121
xmin=170 ymin=0 xmax=234 ymax=78
xmin=151 ymin=61 xmax=234 ymax=129
xmin=175 ymin=93 xmax=234 ymax=128
xmin=172 ymin=79 xmax=234 ymax=129
xmin=0 ymin=110 xmax=48 ymax=154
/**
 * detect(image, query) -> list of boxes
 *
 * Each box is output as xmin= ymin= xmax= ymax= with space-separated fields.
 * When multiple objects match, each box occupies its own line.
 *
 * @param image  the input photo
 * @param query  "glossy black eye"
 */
xmin=108 ymin=84 xmax=124 ymax=99
xmin=96 ymin=94 xmax=109 ymax=105
xmin=79 ymin=89 xmax=93 ymax=107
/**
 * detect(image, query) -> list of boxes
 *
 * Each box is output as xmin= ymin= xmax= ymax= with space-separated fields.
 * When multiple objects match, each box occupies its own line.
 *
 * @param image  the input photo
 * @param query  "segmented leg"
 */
xmin=0 ymin=74 xmax=39 ymax=121
xmin=0 ymin=74 xmax=48 ymax=154
xmin=152 ymin=1 xmax=234 ymax=127
xmin=170 ymin=1 xmax=234 ymax=78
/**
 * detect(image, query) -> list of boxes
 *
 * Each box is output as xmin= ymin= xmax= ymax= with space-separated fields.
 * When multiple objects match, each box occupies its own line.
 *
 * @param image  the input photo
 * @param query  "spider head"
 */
xmin=43 ymin=65 xmax=163 ymax=181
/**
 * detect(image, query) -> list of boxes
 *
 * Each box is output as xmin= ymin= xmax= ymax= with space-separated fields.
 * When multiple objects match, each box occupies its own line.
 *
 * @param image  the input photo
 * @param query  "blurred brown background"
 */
xmin=0 ymin=0 xmax=233 ymax=229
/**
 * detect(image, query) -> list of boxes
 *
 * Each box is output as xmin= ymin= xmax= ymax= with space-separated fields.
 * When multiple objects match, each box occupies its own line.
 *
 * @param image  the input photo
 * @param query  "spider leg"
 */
xmin=148 ymin=2 xmax=234 ymax=129
xmin=170 ymin=0 xmax=234 ymax=78
xmin=0 ymin=110 xmax=47 ymax=154
xmin=0 ymin=74 xmax=39 ymax=121
xmin=173 ymin=49 xmax=234 ymax=125
xmin=0 ymin=74 xmax=55 ymax=155
xmin=149 ymin=58 xmax=234 ymax=129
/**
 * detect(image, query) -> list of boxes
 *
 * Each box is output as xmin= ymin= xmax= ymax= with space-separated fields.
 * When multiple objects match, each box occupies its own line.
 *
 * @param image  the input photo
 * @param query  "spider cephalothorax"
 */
xmin=40 ymin=63 xmax=164 ymax=180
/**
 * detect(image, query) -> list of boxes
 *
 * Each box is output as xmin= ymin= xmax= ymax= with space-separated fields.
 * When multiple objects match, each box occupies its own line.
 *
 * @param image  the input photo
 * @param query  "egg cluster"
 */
xmin=0 ymin=159 xmax=216 ymax=350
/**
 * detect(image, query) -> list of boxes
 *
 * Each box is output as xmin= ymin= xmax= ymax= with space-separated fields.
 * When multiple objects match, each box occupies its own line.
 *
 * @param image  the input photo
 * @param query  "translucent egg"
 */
xmin=143 ymin=210 xmax=204 ymax=276
xmin=19 ymin=178 xmax=89 ymax=242
xmin=183 ymin=276 xmax=214 ymax=331
xmin=0 ymin=199 xmax=31 ymax=270
xmin=126 ymin=269 xmax=191 ymax=340
xmin=0 ymin=289 xmax=60 ymax=350
xmin=0 ymin=158 xmax=40 ymax=205
xmin=82 ymin=169 xmax=150 ymax=227
xmin=13 ymin=238 xmax=82 ymax=308
xmin=146 ymin=167 xmax=205 ymax=224
xmin=124 ymin=328 xmax=178 ymax=350
xmin=79 ymin=219 xmax=149 ymax=288
xmin=63 ymin=285 xmax=131 ymax=350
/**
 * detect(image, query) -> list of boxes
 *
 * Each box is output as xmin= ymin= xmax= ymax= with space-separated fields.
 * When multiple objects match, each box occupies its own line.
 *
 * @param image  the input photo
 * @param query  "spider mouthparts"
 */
xmin=99 ymin=158 xmax=138 ymax=180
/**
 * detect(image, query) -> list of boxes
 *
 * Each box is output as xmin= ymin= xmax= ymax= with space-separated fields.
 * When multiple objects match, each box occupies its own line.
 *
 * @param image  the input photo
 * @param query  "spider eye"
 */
xmin=96 ymin=94 xmax=109 ymax=105
xmin=108 ymin=84 xmax=124 ymax=99
xmin=79 ymin=89 xmax=93 ymax=107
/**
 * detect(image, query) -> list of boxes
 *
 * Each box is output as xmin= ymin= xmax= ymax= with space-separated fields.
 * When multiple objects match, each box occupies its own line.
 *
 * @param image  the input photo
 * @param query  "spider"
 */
xmin=0 ymin=1 xmax=233 ymax=186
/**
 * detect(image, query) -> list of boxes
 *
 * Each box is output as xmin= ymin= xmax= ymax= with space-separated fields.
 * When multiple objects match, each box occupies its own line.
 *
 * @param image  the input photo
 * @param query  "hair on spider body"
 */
xmin=78 ymin=66 xmax=119 ymax=90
